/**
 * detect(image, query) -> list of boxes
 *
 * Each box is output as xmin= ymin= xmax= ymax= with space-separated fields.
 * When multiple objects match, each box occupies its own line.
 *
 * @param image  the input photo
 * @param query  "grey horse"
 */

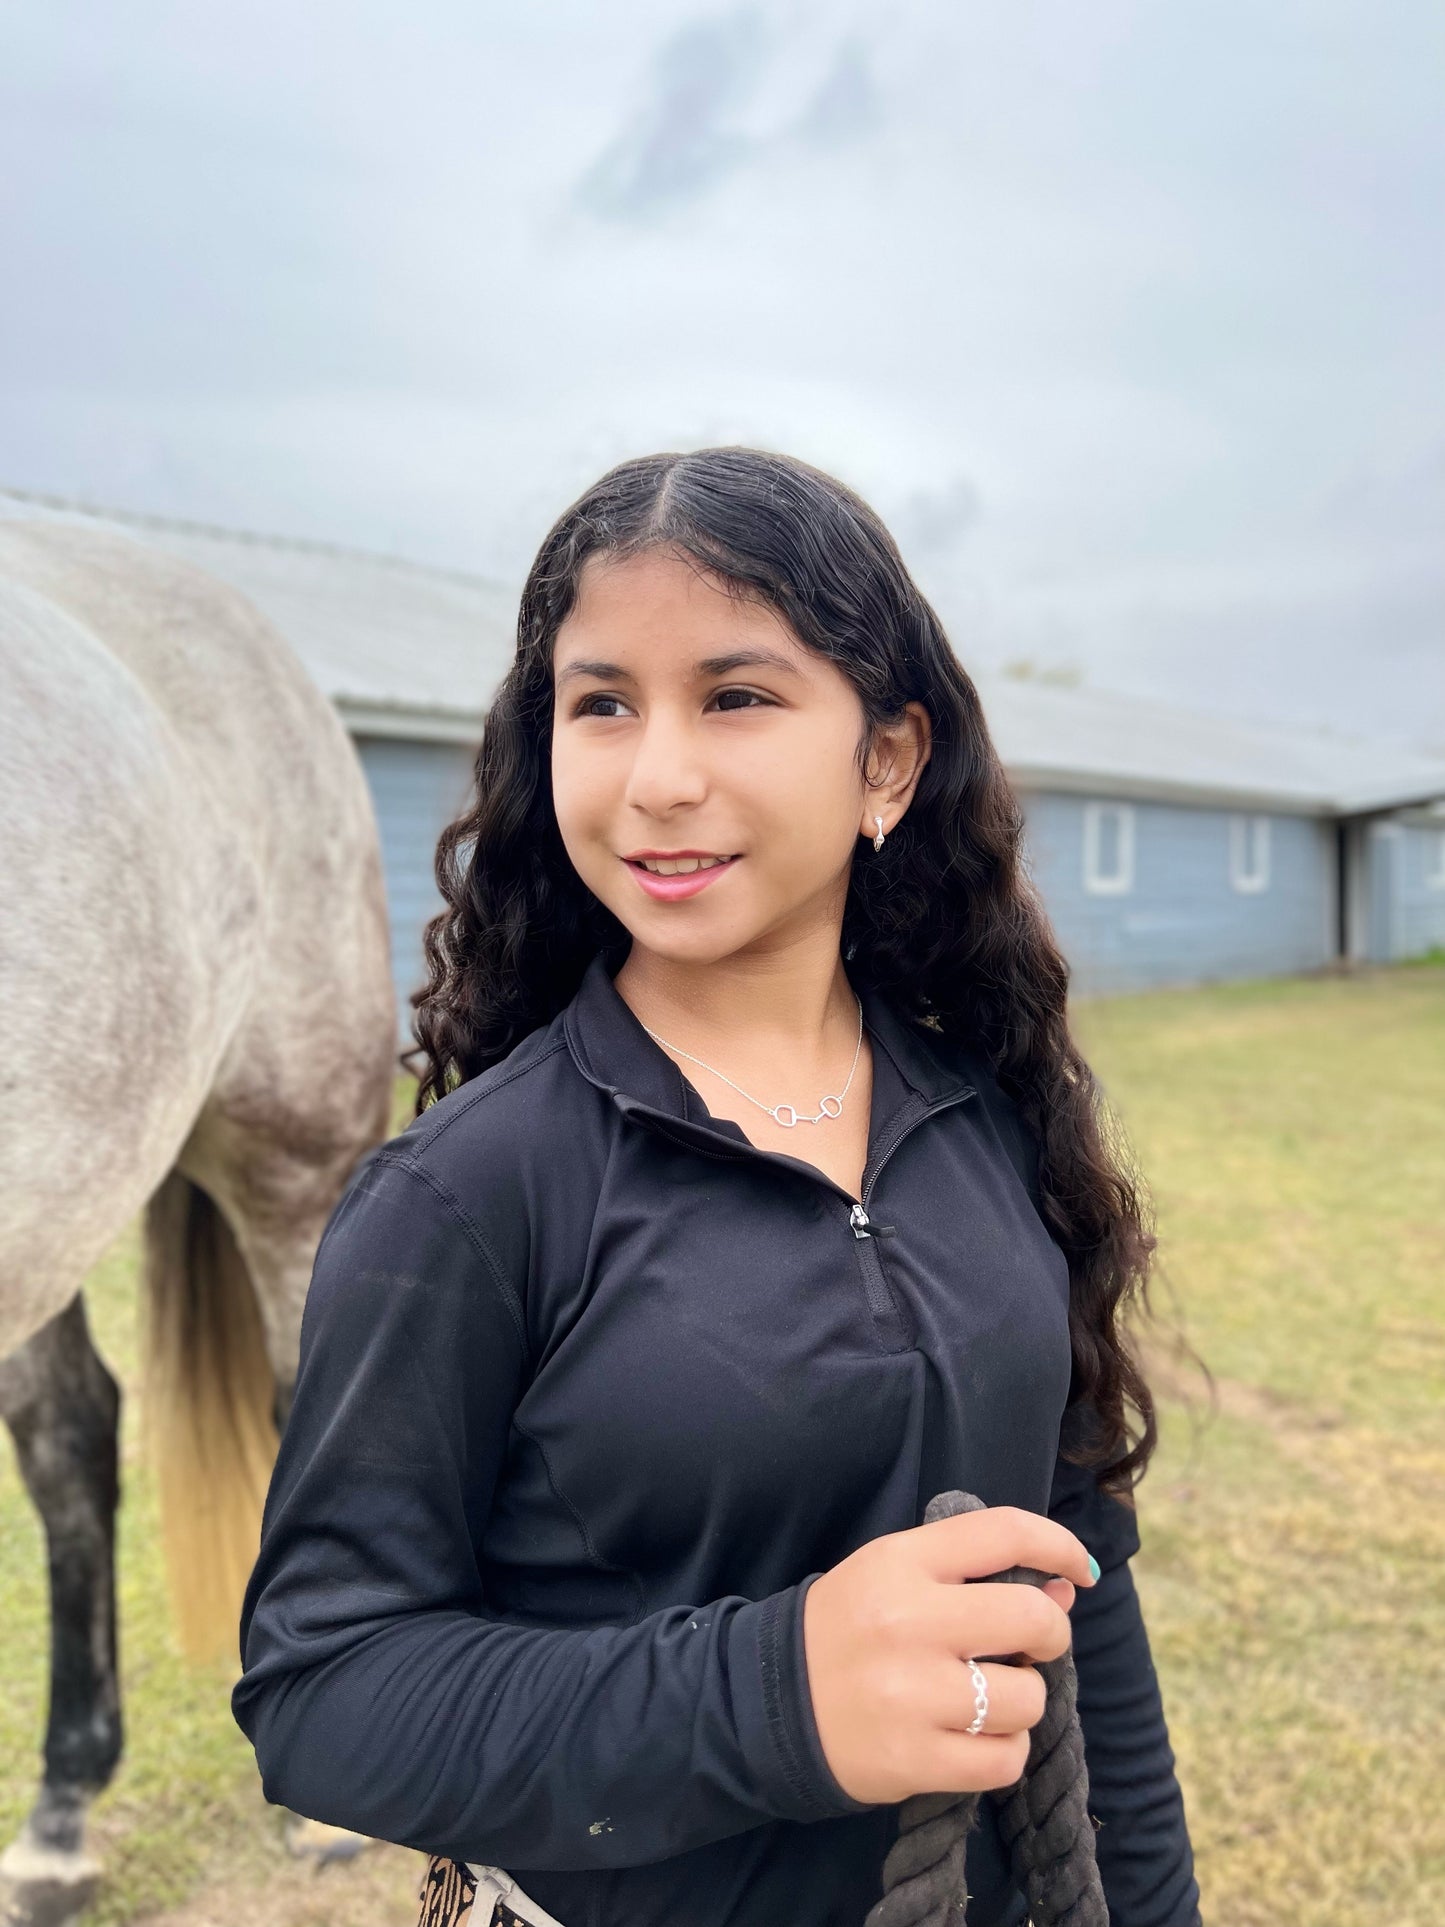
xmin=0 ymin=513 xmax=398 ymax=1924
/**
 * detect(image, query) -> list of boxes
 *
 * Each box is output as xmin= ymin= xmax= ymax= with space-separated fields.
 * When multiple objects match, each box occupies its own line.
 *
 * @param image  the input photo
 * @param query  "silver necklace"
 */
xmin=639 ymin=993 xmax=864 ymax=1129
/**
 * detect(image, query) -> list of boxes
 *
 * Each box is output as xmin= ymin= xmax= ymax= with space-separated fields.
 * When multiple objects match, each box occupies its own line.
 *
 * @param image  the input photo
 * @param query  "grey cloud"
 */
xmin=791 ymin=39 xmax=882 ymax=151
xmin=573 ymin=12 xmax=881 ymax=222
xmin=573 ymin=11 xmax=770 ymax=221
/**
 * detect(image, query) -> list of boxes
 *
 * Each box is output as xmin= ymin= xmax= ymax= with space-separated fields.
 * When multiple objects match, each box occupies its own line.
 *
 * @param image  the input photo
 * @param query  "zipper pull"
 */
xmin=849 ymin=1202 xmax=896 ymax=1239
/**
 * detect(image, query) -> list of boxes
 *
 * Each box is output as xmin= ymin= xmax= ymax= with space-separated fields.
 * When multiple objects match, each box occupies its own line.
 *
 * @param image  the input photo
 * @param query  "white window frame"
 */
xmin=1229 ymin=814 xmax=1271 ymax=894
xmin=1082 ymin=801 xmax=1135 ymax=896
xmin=1426 ymin=828 xmax=1445 ymax=890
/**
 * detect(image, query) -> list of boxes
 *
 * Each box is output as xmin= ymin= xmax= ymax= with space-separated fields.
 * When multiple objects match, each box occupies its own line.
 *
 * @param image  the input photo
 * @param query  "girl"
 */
xmin=234 ymin=447 xmax=1201 ymax=1927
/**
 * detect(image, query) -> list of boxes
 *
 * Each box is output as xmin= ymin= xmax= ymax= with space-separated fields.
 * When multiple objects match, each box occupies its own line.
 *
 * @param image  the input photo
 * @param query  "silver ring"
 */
xmin=964 ymin=1656 xmax=989 ymax=1735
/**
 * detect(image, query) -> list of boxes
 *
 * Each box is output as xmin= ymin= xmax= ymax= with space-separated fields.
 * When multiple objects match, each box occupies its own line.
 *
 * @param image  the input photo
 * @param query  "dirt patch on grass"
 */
xmin=129 ymin=1838 xmax=428 ymax=1927
xmin=1142 ymin=1338 xmax=1348 ymax=1436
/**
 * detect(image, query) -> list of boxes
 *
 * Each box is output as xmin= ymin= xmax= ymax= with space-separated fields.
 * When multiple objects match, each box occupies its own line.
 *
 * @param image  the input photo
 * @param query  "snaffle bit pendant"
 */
xmin=767 ymin=1095 xmax=844 ymax=1128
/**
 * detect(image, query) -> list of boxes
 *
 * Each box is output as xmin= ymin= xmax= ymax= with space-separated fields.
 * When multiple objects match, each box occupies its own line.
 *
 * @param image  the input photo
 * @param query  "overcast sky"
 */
xmin=2 ymin=1 xmax=1441 ymax=751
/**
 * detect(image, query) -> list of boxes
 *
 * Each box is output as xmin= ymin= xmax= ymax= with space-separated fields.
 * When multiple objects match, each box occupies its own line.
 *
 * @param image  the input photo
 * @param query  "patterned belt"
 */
xmin=418 ymin=1855 xmax=570 ymax=1927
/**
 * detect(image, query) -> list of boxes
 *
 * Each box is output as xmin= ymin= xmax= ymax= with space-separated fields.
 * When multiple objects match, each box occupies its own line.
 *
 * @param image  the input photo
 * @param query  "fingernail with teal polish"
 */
xmin=1088 ymin=1555 xmax=1101 ymax=1581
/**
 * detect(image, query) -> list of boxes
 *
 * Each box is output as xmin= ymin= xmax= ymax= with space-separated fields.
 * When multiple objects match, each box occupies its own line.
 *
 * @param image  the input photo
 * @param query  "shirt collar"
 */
xmin=562 ymin=947 xmax=974 ymax=1142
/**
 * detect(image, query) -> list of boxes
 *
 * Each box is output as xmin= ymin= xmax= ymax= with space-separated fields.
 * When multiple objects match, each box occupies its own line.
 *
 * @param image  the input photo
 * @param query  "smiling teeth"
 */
xmin=637 ymin=856 xmax=731 ymax=875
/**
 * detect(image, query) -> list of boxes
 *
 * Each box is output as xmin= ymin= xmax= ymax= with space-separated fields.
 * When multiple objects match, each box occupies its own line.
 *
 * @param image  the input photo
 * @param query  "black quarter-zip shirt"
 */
xmin=233 ymin=949 xmax=1201 ymax=1927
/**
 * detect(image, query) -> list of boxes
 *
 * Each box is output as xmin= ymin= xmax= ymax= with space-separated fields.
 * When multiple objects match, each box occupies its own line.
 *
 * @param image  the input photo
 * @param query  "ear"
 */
xmin=859 ymin=701 xmax=932 ymax=841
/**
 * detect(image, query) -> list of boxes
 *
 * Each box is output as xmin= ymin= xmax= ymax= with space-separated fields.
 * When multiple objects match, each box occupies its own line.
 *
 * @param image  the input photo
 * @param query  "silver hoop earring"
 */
xmin=872 ymin=815 xmax=886 ymax=852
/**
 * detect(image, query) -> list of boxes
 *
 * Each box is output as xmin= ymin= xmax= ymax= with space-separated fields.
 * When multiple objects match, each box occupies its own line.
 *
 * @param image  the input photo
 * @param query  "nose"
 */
xmin=622 ymin=703 xmax=710 ymax=819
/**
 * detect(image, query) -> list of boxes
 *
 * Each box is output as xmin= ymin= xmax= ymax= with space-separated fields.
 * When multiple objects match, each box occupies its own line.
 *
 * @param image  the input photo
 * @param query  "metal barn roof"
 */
xmin=973 ymin=677 xmax=1445 ymax=816
xmin=6 ymin=489 xmax=1443 ymax=818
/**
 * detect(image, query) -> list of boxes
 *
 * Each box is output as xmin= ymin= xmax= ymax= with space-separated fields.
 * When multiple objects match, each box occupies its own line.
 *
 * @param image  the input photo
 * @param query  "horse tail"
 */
xmin=141 ymin=1171 xmax=279 ymax=1666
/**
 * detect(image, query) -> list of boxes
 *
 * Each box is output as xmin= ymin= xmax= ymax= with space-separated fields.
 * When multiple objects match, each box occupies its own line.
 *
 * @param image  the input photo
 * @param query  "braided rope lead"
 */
xmin=863 ymin=1491 xmax=1109 ymax=1927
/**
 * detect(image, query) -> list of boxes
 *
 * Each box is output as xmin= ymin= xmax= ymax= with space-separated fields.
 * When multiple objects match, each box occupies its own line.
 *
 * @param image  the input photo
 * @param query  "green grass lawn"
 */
xmin=1070 ymin=961 xmax=1445 ymax=1922
xmin=1 ymin=962 xmax=1441 ymax=1924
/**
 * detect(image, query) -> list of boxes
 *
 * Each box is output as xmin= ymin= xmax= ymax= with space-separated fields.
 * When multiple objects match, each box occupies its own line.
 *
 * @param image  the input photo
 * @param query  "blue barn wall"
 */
xmin=351 ymin=733 xmax=1433 ymax=1039
xmin=352 ymin=734 xmax=476 ymax=1042
xmin=1018 ymin=792 xmax=1336 ymax=996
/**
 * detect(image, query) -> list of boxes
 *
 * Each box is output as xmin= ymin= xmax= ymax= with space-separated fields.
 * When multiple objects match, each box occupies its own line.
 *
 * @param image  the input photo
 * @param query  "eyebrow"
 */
xmin=555 ymin=648 xmax=805 ymax=688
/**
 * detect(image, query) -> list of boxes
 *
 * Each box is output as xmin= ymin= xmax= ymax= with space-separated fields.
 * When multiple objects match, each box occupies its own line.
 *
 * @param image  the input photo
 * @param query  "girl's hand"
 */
xmin=802 ymin=1506 xmax=1097 ymax=1805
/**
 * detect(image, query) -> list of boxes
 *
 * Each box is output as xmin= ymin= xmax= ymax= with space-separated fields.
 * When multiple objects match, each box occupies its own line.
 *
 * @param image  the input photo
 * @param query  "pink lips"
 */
xmin=624 ymin=855 xmax=741 ymax=901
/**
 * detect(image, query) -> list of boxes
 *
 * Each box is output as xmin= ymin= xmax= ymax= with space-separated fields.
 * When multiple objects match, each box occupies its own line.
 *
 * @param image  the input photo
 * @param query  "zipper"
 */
xmin=619 ymin=1084 xmax=975 ymax=1349
xmin=856 ymin=1087 xmax=976 ymax=1213
xmin=848 ymin=1201 xmax=895 ymax=1239
xmin=844 ymin=1086 xmax=975 ymax=1342
xmin=847 ymin=1199 xmax=902 ymax=1341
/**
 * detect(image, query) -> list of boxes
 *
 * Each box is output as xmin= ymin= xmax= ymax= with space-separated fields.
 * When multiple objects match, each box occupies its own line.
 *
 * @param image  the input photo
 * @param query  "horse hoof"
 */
xmin=0 ymin=1833 xmax=101 ymax=1927
xmin=283 ymin=1815 xmax=374 ymax=1867
xmin=0 ymin=1876 xmax=99 ymax=1927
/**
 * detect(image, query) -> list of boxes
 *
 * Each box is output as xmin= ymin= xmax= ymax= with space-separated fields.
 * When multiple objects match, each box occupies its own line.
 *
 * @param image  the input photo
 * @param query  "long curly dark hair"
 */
xmin=406 ymin=445 xmax=1167 ymax=1499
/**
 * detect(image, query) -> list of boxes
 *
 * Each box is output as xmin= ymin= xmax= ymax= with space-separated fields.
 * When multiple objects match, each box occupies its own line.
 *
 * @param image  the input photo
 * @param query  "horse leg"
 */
xmin=0 ymin=1293 xmax=122 ymax=1927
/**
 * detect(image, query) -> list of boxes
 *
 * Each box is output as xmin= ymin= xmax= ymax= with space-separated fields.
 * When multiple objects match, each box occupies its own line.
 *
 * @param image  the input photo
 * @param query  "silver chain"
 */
xmin=639 ymin=992 xmax=864 ymax=1129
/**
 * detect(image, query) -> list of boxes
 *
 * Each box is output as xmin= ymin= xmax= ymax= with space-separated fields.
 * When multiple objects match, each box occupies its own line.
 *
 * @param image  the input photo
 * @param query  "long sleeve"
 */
xmin=231 ymin=1149 xmax=870 ymax=1872
xmin=1048 ymin=1407 xmax=1203 ymax=1926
